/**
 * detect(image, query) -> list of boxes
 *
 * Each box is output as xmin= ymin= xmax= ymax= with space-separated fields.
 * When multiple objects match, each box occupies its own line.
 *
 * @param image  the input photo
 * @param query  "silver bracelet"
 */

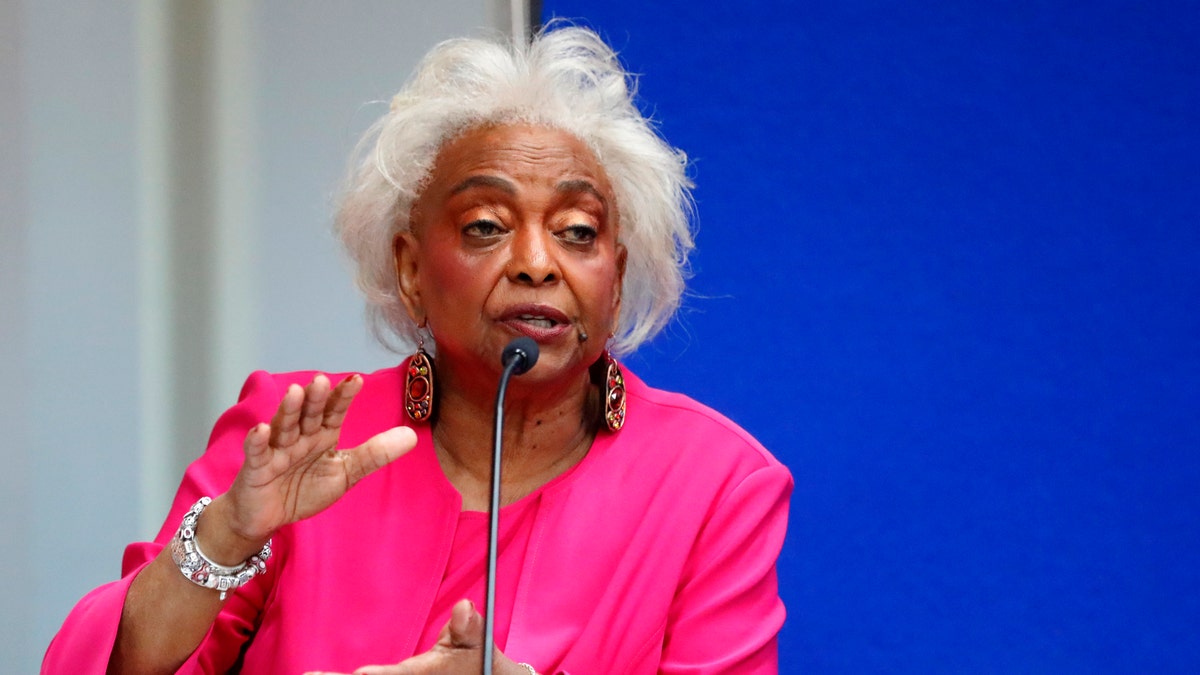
xmin=169 ymin=497 xmax=272 ymax=601
xmin=517 ymin=664 xmax=538 ymax=675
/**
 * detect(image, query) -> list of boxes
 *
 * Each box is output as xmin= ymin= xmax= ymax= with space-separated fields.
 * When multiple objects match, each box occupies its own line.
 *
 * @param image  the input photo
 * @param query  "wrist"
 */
xmin=196 ymin=494 xmax=272 ymax=566
xmin=170 ymin=497 xmax=272 ymax=601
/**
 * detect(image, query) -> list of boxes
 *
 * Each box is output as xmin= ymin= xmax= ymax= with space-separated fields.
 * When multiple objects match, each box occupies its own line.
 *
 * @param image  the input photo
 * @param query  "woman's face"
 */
xmin=395 ymin=123 xmax=625 ymax=385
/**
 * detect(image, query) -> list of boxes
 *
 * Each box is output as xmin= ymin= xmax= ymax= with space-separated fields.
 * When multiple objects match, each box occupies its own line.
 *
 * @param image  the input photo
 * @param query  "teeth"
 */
xmin=517 ymin=314 xmax=554 ymax=328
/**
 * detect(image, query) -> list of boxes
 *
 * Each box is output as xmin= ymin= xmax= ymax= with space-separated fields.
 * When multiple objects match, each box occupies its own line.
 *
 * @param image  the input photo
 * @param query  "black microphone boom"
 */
xmin=483 ymin=337 xmax=539 ymax=675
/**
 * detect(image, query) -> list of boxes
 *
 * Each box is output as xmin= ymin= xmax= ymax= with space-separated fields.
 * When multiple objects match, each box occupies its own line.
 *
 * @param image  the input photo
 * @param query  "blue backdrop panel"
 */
xmin=543 ymin=1 xmax=1199 ymax=671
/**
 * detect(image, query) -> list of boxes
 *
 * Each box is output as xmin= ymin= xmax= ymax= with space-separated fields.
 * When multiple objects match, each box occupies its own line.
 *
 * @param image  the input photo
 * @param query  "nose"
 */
xmin=507 ymin=226 xmax=558 ymax=285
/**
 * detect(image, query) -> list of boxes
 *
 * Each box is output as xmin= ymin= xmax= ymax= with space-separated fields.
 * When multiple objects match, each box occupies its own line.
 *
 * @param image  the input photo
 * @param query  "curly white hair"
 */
xmin=335 ymin=25 xmax=694 ymax=356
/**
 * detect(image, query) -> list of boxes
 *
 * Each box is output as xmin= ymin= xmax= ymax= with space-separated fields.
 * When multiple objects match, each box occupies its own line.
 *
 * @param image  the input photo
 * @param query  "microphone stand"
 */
xmin=483 ymin=338 xmax=538 ymax=675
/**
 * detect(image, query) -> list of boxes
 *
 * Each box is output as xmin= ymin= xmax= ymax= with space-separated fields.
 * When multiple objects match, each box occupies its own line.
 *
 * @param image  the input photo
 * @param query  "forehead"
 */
xmin=423 ymin=123 xmax=614 ymax=198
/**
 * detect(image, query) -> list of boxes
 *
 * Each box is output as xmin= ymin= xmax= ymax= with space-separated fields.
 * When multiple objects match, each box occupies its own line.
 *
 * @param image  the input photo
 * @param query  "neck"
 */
xmin=430 ymin=359 xmax=600 ymax=511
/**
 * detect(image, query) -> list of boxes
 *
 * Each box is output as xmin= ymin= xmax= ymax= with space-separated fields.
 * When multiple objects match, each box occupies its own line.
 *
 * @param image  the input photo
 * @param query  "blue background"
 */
xmin=544 ymin=1 xmax=1199 ymax=671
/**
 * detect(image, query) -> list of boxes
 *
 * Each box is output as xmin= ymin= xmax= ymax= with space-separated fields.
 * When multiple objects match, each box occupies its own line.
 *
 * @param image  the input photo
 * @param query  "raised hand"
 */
xmin=108 ymin=374 xmax=418 ymax=675
xmin=202 ymin=374 xmax=417 ymax=564
xmin=303 ymin=599 xmax=531 ymax=675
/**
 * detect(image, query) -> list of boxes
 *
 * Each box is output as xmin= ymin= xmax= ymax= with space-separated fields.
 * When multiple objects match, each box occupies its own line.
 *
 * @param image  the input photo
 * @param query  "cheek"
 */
xmin=577 ymin=257 xmax=622 ymax=313
xmin=419 ymin=245 xmax=496 ymax=306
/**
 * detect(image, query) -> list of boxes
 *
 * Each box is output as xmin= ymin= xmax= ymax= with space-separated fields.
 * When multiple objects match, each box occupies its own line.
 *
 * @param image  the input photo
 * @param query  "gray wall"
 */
xmin=0 ymin=1 xmax=523 ymax=670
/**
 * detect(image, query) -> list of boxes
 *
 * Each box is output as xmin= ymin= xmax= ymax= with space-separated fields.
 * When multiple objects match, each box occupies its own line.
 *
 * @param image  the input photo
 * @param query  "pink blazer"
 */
xmin=44 ymin=364 xmax=792 ymax=674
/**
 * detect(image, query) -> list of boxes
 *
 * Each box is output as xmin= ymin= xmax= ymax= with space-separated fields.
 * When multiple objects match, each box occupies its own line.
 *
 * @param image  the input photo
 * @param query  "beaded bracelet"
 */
xmin=169 ymin=497 xmax=272 ymax=601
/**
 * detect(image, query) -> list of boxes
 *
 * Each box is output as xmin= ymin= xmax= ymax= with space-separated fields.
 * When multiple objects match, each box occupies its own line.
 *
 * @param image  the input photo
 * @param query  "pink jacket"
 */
xmin=44 ymin=364 xmax=792 ymax=674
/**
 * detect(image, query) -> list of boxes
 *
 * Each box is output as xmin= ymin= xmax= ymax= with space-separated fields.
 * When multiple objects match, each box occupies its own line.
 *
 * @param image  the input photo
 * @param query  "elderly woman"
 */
xmin=44 ymin=26 xmax=791 ymax=675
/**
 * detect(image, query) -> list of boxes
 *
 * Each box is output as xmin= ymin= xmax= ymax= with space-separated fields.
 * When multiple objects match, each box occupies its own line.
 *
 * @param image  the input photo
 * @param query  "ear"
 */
xmin=393 ymin=232 xmax=424 ymax=324
xmin=610 ymin=242 xmax=628 ymax=333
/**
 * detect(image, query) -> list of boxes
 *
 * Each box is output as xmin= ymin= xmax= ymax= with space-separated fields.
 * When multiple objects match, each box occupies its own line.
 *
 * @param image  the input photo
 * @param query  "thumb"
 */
xmin=344 ymin=426 xmax=418 ymax=486
xmin=447 ymin=599 xmax=484 ymax=649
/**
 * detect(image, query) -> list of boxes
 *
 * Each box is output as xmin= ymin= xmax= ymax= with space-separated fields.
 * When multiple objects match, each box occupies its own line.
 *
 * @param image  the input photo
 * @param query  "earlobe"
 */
xmin=393 ymin=233 xmax=424 ymax=323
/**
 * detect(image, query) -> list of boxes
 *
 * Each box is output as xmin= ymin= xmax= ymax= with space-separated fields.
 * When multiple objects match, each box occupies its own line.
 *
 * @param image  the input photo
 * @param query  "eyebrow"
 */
xmin=449 ymin=176 xmax=608 ymax=208
xmin=450 ymin=175 xmax=516 ymax=195
xmin=557 ymin=179 xmax=608 ymax=208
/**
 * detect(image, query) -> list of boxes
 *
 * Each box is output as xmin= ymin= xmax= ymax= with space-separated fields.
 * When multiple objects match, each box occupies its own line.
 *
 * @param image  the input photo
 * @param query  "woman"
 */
xmin=44 ymin=26 xmax=791 ymax=675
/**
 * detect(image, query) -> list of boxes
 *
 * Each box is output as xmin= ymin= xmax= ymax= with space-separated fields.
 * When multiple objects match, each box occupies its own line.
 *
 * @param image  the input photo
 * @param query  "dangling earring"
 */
xmin=603 ymin=351 xmax=626 ymax=432
xmin=405 ymin=325 xmax=434 ymax=423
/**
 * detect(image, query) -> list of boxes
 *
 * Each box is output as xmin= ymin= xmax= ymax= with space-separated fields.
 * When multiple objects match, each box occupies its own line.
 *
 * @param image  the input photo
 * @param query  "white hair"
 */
xmin=335 ymin=25 xmax=694 ymax=356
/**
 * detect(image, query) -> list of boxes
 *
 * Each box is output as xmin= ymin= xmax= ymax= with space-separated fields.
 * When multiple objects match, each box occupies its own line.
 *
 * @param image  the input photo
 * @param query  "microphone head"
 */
xmin=501 ymin=337 xmax=540 ymax=375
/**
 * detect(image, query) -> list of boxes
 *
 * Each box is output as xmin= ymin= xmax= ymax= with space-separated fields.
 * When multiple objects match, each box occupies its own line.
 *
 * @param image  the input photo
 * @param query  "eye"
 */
xmin=463 ymin=219 xmax=505 ymax=239
xmin=558 ymin=224 xmax=598 ymax=245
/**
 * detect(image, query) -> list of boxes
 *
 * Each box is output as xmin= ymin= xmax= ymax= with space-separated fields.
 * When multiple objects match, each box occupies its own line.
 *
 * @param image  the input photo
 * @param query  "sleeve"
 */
xmin=42 ymin=371 xmax=290 ymax=675
xmin=657 ymin=462 xmax=794 ymax=674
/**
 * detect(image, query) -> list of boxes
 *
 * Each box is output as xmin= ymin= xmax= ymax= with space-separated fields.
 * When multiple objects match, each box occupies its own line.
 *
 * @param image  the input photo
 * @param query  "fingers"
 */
xmin=324 ymin=374 xmax=363 ymax=429
xmin=269 ymin=383 xmax=306 ymax=448
xmin=269 ymin=374 xmax=362 ymax=449
xmin=241 ymin=422 xmax=272 ymax=469
xmin=303 ymin=664 xmax=414 ymax=675
xmin=298 ymin=375 xmax=333 ymax=435
xmin=344 ymin=427 xmax=419 ymax=486
xmin=447 ymin=598 xmax=484 ymax=649
xmin=308 ymin=601 xmax=486 ymax=675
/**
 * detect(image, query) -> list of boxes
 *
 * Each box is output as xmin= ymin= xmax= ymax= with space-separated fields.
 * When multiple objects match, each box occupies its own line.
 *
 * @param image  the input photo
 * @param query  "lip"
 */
xmin=499 ymin=303 xmax=573 ymax=342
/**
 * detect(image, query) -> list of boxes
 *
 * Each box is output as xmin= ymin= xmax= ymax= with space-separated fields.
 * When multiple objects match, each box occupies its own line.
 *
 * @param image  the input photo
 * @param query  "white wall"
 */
xmin=0 ymin=1 xmax=529 ymax=670
xmin=2 ymin=4 xmax=144 ymax=671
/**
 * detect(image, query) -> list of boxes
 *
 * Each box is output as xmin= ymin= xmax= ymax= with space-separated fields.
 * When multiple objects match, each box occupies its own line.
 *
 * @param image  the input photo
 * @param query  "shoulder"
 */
xmin=581 ymin=367 xmax=793 ymax=520
xmin=192 ymin=363 xmax=408 ymax=472
xmin=621 ymin=368 xmax=788 ymax=479
xmin=232 ymin=365 xmax=407 ymax=447
xmin=238 ymin=363 xmax=406 ymax=399
xmin=228 ymin=364 xmax=407 ymax=420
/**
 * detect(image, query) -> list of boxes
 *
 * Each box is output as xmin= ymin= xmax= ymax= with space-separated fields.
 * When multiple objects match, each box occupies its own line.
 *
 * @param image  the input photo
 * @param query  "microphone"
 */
xmin=500 ymin=336 xmax=539 ymax=375
xmin=483 ymin=337 xmax=539 ymax=675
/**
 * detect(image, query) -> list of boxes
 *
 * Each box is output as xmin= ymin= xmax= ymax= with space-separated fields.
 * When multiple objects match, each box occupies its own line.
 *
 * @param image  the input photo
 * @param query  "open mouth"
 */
xmin=517 ymin=314 xmax=559 ymax=329
xmin=502 ymin=305 xmax=571 ymax=338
